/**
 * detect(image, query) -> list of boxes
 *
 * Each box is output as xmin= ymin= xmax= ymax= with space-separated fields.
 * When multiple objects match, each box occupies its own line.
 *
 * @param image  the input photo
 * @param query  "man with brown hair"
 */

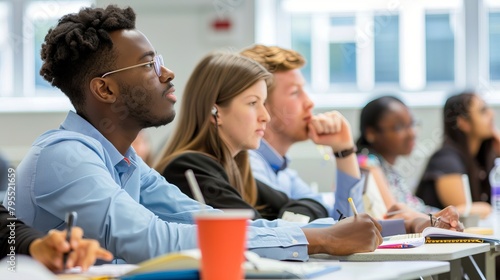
xmin=241 ymin=45 xmax=363 ymax=219
xmin=242 ymin=46 xmax=463 ymax=235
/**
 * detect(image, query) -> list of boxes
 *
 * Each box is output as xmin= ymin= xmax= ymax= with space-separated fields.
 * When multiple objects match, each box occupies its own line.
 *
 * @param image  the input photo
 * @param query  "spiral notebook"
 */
xmin=379 ymin=227 xmax=500 ymax=249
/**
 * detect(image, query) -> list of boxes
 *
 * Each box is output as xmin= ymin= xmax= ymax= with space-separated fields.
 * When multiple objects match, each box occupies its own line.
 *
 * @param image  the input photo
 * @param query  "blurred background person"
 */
xmin=356 ymin=96 xmax=438 ymax=217
xmin=416 ymin=92 xmax=499 ymax=218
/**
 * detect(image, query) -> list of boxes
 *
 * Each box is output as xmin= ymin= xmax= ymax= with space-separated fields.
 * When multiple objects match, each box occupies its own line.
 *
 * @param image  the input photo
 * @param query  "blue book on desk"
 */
xmin=121 ymin=269 xmax=199 ymax=280
xmin=119 ymin=250 xmax=340 ymax=279
xmin=121 ymin=268 xmax=341 ymax=280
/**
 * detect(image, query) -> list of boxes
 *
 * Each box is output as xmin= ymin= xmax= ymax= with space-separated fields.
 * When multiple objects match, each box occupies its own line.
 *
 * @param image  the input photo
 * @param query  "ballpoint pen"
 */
xmin=378 ymin=244 xmax=415 ymax=249
xmin=63 ymin=211 xmax=77 ymax=269
xmin=348 ymin=197 xmax=358 ymax=216
xmin=336 ymin=209 xmax=345 ymax=220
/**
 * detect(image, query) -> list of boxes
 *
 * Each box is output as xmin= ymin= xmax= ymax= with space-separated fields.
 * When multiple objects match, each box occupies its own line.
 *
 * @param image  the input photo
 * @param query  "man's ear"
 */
xmin=456 ymin=115 xmax=471 ymax=133
xmin=89 ymin=77 xmax=117 ymax=104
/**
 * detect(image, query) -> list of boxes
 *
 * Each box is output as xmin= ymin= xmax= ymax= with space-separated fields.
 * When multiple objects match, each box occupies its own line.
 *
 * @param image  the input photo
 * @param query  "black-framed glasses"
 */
xmin=101 ymin=55 xmax=164 ymax=78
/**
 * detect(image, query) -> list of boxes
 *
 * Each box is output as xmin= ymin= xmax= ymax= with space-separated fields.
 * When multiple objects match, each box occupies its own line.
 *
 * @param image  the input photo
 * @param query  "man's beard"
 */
xmin=119 ymin=83 xmax=176 ymax=128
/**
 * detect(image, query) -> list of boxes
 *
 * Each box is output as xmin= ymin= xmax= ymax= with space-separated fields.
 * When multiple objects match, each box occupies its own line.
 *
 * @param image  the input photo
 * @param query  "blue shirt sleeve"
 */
xmin=14 ymin=140 xmax=311 ymax=263
xmin=141 ymin=161 xmax=311 ymax=261
xmin=333 ymin=171 xmax=365 ymax=219
xmin=249 ymin=151 xmax=279 ymax=190
xmin=23 ymin=141 xmax=201 ymax=264
xmin=250 ymin=151 xmax=331 ymax=214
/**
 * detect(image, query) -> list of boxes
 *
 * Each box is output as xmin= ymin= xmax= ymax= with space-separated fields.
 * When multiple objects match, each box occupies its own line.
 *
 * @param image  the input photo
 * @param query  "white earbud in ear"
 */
xmin=211 ymin=106 xmax=218 ymax=116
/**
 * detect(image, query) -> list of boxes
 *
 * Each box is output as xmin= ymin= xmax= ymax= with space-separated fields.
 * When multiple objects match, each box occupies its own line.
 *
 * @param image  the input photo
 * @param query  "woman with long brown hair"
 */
xmin=154 ymin=52 xmax=328 ymax=221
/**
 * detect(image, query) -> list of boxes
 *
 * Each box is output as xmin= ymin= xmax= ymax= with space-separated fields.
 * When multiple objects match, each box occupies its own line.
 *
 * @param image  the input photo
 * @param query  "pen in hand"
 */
xmin=63 ymin=211 xmax=77 ymax=269
xmin=348 ymin=197 xmax=358 ymax=216
xmin=336 ymin=209 xmax=345 ymax=220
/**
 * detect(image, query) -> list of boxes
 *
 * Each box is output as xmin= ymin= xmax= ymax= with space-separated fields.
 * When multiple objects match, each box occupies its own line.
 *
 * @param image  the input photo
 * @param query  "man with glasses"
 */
xmin=11 ymin=5 xmax=388 ymax=264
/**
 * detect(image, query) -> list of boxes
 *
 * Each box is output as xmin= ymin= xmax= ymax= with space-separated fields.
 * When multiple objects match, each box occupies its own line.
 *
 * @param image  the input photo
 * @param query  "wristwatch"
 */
xmin=334 ymin=147 xmax=357 ymax=158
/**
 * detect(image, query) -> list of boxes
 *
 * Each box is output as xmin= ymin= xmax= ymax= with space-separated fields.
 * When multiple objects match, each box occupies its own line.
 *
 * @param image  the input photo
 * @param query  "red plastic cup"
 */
xmin=193 ymin=209 xmax=254 ymax=280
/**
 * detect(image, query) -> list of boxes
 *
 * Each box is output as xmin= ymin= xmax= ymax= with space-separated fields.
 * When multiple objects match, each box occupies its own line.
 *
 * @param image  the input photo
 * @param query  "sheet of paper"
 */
xmin=0 ymin=255 xmax=57 ymax=280
xmin=60 ymin=264 xmax=138 ymax=278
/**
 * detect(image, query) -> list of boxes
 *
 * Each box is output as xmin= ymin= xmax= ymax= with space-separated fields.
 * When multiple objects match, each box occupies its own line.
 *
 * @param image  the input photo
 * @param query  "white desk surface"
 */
xmin=312 ymin=261 xmax=450 ymax=280
xmin=310 ymin=243 xmax=490 ymax=261
xmin=53 ymin=261 xmax=449 ymax=280
xmin=0 ymin=255 xmax=450 ymax=280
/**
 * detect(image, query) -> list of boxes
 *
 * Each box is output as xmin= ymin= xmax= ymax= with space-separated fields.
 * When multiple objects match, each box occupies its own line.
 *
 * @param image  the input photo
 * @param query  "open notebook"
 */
xmin=60 ymin=249 xmax=340 ymax=279
xmin=379 ymin=227 xmax=500 ymax=249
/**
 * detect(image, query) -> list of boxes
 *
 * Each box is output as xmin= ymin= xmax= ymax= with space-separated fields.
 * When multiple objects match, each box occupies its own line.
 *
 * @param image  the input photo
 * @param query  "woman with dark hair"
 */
xmin=416 ymin=92 xmax=499 ymax=218
xmin=356 ymin=96 xmax=437 ymax=215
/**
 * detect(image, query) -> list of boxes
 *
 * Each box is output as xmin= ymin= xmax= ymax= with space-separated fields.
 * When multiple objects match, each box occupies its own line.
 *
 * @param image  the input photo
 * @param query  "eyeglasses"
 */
xmin=101 ymin=55 xmax=164 ymax=78
xmin=377 ymin=119 xmax=421 ymax=134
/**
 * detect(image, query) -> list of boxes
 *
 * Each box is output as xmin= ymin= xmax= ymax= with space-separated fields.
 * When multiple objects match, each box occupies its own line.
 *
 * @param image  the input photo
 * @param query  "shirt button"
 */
xmin=292 ymin=239 xmax=298 ymax=244
xmin=292 ymin=252 xmax=299 ymax=258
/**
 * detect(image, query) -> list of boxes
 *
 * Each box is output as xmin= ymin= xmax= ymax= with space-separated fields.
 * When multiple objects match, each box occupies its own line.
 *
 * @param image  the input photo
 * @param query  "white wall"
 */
xmin=2 ymin=0 xmax=500 ymax=194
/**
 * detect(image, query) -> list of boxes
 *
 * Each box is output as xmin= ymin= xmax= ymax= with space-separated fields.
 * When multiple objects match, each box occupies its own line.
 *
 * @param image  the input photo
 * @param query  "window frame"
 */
xmin=256 ymin=0 xmax=500 ymax=108
xmin=0 ymin=0 xmax=92 ymax=112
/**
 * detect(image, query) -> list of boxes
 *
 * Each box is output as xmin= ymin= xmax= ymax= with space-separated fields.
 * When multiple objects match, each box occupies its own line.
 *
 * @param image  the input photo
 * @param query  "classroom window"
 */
xmin=0 ymin=2 xmax=13 ymax=97
xmin=425 ymin=14 xmax=455 ymax=82
xmin=489 ymin=12 xmax=500 ymax=80
xmin=28 ymin=8 xmax=59 ymax=92
xmin=329 ymin=42 xmax=357 ymax=84
xmin=24 ymin=1 xmax=92 ymax=96
xmin=374 ymin=15 xmax=399 ymax=83
xmin=280 ymin=1 xmax=460 ymax=91
xmin=291 ymin=15 xmax=312 ymax=83
xmin=263 ymin=0 xmax=471 ymax=106
xmin=0 ymin=0 xmax=92 ymax=104
xmin=329 ymin=17 xmax=357 ymax=86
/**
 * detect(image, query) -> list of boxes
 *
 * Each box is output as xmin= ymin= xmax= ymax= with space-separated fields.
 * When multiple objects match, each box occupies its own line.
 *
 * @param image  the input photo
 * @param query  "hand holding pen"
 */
xmin=28 ymin=212 xmax=113 ymax=272
xmin=316 ymin=198 xmax=382 ymax=255
xmin=336 ymin=198 xmax=359 ymax=220
xmin=429 ymin=206 xmax=464 ymax=232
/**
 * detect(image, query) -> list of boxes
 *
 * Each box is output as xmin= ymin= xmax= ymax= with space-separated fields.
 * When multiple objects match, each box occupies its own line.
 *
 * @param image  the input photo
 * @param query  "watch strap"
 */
xmin=334 ymin=147 xmax=357 ymax=158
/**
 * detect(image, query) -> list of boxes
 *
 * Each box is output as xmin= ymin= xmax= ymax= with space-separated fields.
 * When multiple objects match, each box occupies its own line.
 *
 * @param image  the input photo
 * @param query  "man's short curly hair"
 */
xmin=240 ymin=45 xmax=305 ymax=94
xmin=40 ymin=5 xmax=136 ymax=112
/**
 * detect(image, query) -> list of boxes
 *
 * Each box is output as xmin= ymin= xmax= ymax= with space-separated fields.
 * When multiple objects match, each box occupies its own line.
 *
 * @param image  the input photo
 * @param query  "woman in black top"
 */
xmin=154 ymin=53 xmax=327 ymax=221
xmin=416 ymin=92 xmax=499 ymax=218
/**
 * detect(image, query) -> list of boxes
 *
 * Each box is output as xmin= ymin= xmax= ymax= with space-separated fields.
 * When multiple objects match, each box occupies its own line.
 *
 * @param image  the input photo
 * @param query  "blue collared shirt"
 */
xmin=9 ymin=111 xmax=313 ymax=263
xmin=249 ymin=139 xmax=365 ymax=218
